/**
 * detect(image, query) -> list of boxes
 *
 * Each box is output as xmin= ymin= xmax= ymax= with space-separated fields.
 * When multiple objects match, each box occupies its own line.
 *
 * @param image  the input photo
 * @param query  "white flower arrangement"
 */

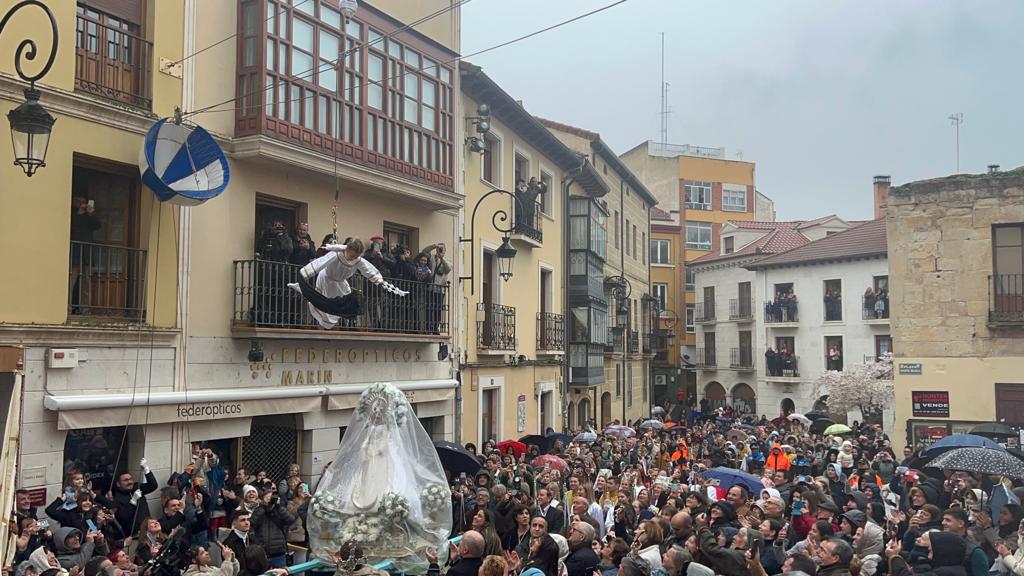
xmin=340 ymin=514 xmax=385 ymax=545
xmin=310 ymin=493 xmax=343 ymax=521
xmin=356 ymin=383 xmax=408 ymax=426
xmin=420 ymin=484 xmax=448 ymax=515
xmin=378 ymin=491 xmax=410 ymax=526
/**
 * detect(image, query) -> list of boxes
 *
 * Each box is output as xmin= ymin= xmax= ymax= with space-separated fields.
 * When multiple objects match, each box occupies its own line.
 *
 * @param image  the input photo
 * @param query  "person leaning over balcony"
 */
xmin=423 ymin=243 xmax=451 ymax=334
xmin=70 ymin=197 xmax=102 ymax=313
xmin=362 ymin=236 xmax=394 ymax=277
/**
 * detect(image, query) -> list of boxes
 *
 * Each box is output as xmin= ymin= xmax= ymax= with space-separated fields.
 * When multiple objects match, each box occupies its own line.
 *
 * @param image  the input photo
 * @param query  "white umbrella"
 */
xmin=640 ymin=419 xmax=665 ymax=430
xmin=574 ymin=431 xmax=598 ymax=443
xmin=651 ymin=406 xmax=666 ymax=416
xmin=787 ymin=413 xmax=812 ymax=426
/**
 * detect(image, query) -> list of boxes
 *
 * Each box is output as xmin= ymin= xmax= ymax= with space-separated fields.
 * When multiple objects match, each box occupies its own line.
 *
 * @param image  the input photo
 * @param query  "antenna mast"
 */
xmin=948 ymin=112 xmax=964 ymax=173
xmin=659 ymin=32 xmax=668 ymax=146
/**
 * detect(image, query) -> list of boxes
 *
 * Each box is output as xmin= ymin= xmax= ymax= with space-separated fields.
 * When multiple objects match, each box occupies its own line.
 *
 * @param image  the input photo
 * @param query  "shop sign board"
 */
xmin=912 ymin=391 xmax=950 ymax=418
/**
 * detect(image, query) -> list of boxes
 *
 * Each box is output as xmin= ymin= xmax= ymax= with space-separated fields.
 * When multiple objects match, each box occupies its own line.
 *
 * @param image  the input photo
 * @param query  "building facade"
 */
xmin=541 ymin=121 xmax=658 ymax=428
xmin=620 ymin=141 xmax=766 ymax=406
xmin=457 ymin=63 xmax=607 ymax=445
xmin=888 ymin=168 xmax=1024 ymax=449
xmin=649 ymin=209 xmax=684 ymax=418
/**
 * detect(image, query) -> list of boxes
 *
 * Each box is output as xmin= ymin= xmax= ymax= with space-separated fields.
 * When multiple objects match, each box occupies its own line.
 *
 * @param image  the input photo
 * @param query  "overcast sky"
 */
xmin=461 ymin=0 xmax=1023 ymax=220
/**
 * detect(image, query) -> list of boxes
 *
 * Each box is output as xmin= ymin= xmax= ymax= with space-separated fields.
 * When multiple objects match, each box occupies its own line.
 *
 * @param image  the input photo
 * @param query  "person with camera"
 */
xmin=248 ymin=489 xmax=295 ymax=568
xmin=289 ymin=223 xmax=317 ymax=266
xmin=182 ymin=544 xmax=238 ymax=576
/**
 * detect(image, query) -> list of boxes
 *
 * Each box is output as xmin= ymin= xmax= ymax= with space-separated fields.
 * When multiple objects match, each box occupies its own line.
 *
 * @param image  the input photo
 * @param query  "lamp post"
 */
xmin=1 ymin=0 xmax=58 ymax=177
xmin=606 ymin=275 xmax=631 ymax=423
xmin=458 ymin=189 xmax=523 ymax=294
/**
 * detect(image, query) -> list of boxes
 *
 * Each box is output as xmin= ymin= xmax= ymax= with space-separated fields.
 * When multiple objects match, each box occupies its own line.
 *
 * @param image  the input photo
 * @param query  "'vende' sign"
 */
xmin=912 ymin=391 xmax=950 ymax=418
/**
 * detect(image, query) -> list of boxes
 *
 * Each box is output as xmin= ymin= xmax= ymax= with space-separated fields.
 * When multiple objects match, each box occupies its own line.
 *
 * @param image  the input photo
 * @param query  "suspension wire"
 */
xmin=187 ymin=0 xmax=630 ymax=118
xmin=183 ymin=0 xmax=474 ymax=118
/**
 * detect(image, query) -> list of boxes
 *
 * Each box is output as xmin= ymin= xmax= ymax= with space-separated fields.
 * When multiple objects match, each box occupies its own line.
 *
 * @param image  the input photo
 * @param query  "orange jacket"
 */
xmin=765 ymin=445 xmax=791 ymax=471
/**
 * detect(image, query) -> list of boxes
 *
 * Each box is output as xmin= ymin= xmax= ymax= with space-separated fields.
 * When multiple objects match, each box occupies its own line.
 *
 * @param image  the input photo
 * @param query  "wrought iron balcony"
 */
xmin=232 ymin=259 xmax=449 ymax=336
xmin=69 ymin=241 xmax=148 ymax=321
xmin=513 ymin=198 xmax=544 ymax=244
xmin=628 ymin=330 xmax=639 ymax=354
xmin=765 ymin=299 xmax=798 ymax=323
xmin=75 ymin=11 xmax=153 ymax=109
xmin=765 ymin=354 xmax=800 ymax=378
xmin=824 ymin=297 xmax=843 ymax=321
xmin=537 ymin=312 xmax=564 ymax=351
xmin=605 ymin=327 xmax=624 ymax=353
xmin=694 ymin=300 xmax=716 ymax=323
xmin=478 ymin=303 xmax=516 ymax=350
xmin=990 ymin=274 xmax=1024 ymax=323
xmin=862 ymin=293 xmax=890 ymax=320
xmin=730 ymin=347 xmax=754 ymax=370
xmin=695 ymin=347 xmax=716 ymax=369
xmin=729 ymin=298 xmax=753 ymax=321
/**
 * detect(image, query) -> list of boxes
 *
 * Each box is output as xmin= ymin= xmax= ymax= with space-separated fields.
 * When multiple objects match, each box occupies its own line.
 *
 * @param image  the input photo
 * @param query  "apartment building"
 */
xmin=650 ymin=208 xmax=684 ymax=416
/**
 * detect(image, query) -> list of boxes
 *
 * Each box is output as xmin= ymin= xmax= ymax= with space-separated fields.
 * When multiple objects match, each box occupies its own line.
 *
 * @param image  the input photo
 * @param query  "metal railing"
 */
xmin=478 ymin=302 xmax=516 ymax=349
xmin=765 ymin=354 xmax=799 ymax=377
xmin=990 ymin=274 xmax=1024 ymax=322
xmin=729 ymin=298 xmax=753 ymax=320
xmin=69 ymin=241 xmax=148 ymax=320
xmin=605 ymin=327 xmax=624 ymax=353
xmin=730 ymin=347 xmax=754 ymax=370
xmin=642 ymin=332 xmax=654 ymax=354
xmin=232 ymin=259 xmax=449 ymax=335
xmin=825 ymin=354 xmax=845 ymax=372
xmin=694 ymin=300 xmax=716 ymax=322
xmin=824 ymin=297 xmax=843 ymax=321
xmin=862 ymin=293 xmax=890 ymax=319
xmin=75 ymin=12 xmax=153 ymax=109
xmin=514 ymin=198 xmax=544 ymax=243
xmin=628 ymin=330 xmax=639 ymax=354
xmin=864 ymin=354 xmax=879 ymax=364
xmin=695 ymin=347 xmax=716 ymax=369
xmin=765 ymin=299 xmax=798 ymax=323
xmin=537 ymin=312 xmax=564 ymax=351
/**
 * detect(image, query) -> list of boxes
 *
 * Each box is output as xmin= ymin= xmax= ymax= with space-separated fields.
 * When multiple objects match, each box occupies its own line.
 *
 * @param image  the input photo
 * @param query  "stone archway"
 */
xmin=705 ymin=381 xmax=726 ymax=410
xmin=601 ymin=392 xmax=612 ymax=428
xmin=567 ymin=401 xmax=576 ymax=430
xmin=731 ymin=382 xmax=756 ymax=415
xmin=780 ymin=398 xmax=796 ymax=415
xmin=577 ymin=397 xmax=591 ymax=430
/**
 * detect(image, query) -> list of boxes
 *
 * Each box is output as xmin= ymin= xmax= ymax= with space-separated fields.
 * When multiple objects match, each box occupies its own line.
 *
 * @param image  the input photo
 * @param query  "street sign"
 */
xmin=912 ymin=391 xmax=950 ymax=417
xmin=899 ymin=363 xmax=923 ymax=375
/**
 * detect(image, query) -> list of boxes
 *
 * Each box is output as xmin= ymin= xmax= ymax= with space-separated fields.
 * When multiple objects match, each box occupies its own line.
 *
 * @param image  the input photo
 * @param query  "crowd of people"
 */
xmin=763 ymin=348 xmax=798 ymax=378
xmin=9 ymin=412 xmax=1024 ymax=576
xmin=862 ymin=289 xmax=889 ymax=321
xmin=765 ymin=292 xmax=798 ymax=324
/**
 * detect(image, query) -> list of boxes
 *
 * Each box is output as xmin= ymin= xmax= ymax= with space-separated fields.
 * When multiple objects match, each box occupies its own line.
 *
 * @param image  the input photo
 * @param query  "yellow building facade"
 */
xmin=458 ymin=64 xmax=607 ymax=444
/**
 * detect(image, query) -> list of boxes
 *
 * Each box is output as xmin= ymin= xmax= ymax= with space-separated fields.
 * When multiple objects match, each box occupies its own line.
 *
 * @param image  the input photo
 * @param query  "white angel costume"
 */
xmin=289 ymin=244 xmax=407 ymax=329
xmin=307 ymin=383 xmax=452 ymax=574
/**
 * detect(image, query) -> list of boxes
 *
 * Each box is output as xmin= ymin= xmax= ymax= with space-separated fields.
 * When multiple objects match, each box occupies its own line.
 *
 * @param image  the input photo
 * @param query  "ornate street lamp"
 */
xmin=0 ymin=0 xmax=59 ymax=177
xmin=458 ymin=189 xmax=524 ymax=293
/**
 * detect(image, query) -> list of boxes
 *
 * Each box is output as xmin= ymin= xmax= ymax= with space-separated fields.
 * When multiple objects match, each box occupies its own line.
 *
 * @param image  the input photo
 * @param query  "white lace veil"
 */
xmin=307 ymin=383 xmax=452 ymax=573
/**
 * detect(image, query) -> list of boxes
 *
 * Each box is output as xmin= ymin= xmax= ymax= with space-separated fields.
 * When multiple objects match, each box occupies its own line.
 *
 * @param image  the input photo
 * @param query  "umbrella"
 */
xmin=519 ymin=434 xmax=552 ymax=454
xmin=433 ymin=440 xmax=480 ymax=478
xmin=970 ymin=422 xmax=1017 ymax=438
xmin=736 ymin=423 xmax=756 ymax=431
xmin=702 ymin=466 xmax=764 ymax=493
xmin=573 ymin=431 xmax=598 ymax=443
xmin=663 ymin=421 xmax=679 ymax=430
xmin=804 ymin=410 xmax=830 ymax=421
xmin=727 ymin=429 xmax=749 ymax=442
xmin=640 ymin=420 xmax=665 ymax=430
xmin=770 ymin=416 xmax=789 ymax=427
xmin=787 ymin=413 xmax=812 ymax=426
xmin=546 ymin=432 xmax=572 ymax=447
xmin=603 ymin=425 xmax=636 ymax=439
xmin=922 ymin=434 xmax=1003 ymax=459
xmin=498 ymin=440 xmax=527 ymax=459
xmin=929 ymin=447 xmax=1024 ymax=478
xmin=824 ymin=424 xmax=853 ymax=436
xmin=809 ymin=418 xmax=835 ymax=435
xmin=652 ymin=406 xmax=666 ymax=416
xmin=531 ymin=454 xmax=569 ymax=473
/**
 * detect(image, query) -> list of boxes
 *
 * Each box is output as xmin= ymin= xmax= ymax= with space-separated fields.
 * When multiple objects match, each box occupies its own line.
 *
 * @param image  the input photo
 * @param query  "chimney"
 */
xmin=988 ymin=164 xmax=1000 ymax=174
xmin=873 ymin=175 xmax=891 ymax=220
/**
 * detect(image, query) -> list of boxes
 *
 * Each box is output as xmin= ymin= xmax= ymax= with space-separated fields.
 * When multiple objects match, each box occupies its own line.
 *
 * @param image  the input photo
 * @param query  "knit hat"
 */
xmin=242 ymin=484 xmax=258 ymax=498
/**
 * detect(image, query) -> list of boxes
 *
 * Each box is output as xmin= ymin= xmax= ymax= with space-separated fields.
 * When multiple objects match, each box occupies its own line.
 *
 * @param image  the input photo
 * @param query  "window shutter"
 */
xmin=80 ymin=0 xmax=143 ymax=24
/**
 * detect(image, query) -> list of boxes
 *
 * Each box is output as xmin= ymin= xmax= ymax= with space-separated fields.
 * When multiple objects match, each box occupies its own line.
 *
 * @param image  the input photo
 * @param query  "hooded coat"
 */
xmin=696 ymin=528 xmax=747 ymax=576
xmin=765 ymin=445 xmax=791 ymax=472
xmin=53 ymin=526 xmax=106 ymax=571
xmin=890 ymin=532 xmax=967 ymax=576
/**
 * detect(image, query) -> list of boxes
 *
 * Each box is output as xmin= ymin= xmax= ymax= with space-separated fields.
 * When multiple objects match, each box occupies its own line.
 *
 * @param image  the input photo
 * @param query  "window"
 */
xmin=723 ymin=186 xmax=747 ymax=212
xmin=540 ymin=269 xmax=553 ymax=315
xmin=824 ymin=279 xmax=842 ymax=321
xmin=624 ymin=219 xmax=631 ymax=256
xmin=642 ymin=232 xmax=646 ymax=264
xmin=514 ymin=152 xmax=529 ymax=183
xmin=724 ymin=236 xmax=734 ymax=254
xmin=874 ymin=275 xmax=889 ymax=292
xmin=383 ymin=221 xmax=417 ymax=253
xmin=875 ymin=334 xmax=892 ymax=360
xmin=642 ymin=367 xmax=648 ymax=402
xmin=686 ymin=222 xmax=712 ymax=250
xmin=540 ymin=171 xmax=553 ymax=214
xmin=615 ymin=364 xmax=621 ymax=397
xmin=613 ymin=211 xmax=620 ymax=248
xmin=825 ymin=336 xmax=844 ymax=371
xmin=632 ymin=224 xmax=638 ymax=258
xmin=482 ymin=133 xmax=499 ymax=184
xmin=685 ymin=268 xmax=696 ymax=291
xmin=650 ymin=239 xmax=670 ymax=265
xmin=685 ymin=304 xmax=695 ymax=333
xmin=994 ymin=224 xmax=1024 ymax=277
xmin=627 ymin=365 xmax=633 ymax=407
xmin=685 ymin=180 xmax=712 ymax=210
xmin=653 ymin=283 xmax=668 ymax=311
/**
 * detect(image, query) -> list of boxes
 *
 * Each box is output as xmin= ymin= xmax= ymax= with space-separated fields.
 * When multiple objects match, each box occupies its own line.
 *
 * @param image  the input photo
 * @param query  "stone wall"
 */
xmin=886 ymin=169 xmax=1024 ymax=358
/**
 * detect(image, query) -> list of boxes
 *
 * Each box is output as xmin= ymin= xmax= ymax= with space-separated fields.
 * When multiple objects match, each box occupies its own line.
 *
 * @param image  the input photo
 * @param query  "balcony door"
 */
xmin=482 ymin=252 xmax=495 ymax=345
xmin=75 ymin=2 xmax=147 ymax=107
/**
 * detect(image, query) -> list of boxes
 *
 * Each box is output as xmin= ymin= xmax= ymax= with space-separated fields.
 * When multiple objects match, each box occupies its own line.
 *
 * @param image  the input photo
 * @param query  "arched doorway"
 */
xmin=704 ymin=381 xmax=726 ymax=410
xmin=731 ymin=383 xmax=756 ymax=415
xmin=567 ymin=401 xmax=576 ymax=430
xmin=601 ymin=393 xmax=612 ymax=428
xmin=577 ymin=397 xmax=590 ymax=430
xmin=780 ymin=398 xmax=796 ymax=416
xmin=813 ymin=396 xmax=829 ymax=412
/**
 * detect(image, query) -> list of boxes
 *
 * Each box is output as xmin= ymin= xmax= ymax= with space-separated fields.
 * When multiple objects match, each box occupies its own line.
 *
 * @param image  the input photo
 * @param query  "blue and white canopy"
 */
xmin=139 ymin=119 xmax=229 ymax=205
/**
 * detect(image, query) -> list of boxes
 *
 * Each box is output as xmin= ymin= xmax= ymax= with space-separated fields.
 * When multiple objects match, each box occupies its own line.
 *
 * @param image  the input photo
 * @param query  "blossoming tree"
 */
xmin=814 ymin=354 xmax=893 ymax=424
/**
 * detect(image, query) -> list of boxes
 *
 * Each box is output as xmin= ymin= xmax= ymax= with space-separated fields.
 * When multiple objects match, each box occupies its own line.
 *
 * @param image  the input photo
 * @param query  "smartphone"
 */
xmin=87 ymin=199 xmax=95 ymax=208
xmin=86 ymin=519 xmax=98 ymax=533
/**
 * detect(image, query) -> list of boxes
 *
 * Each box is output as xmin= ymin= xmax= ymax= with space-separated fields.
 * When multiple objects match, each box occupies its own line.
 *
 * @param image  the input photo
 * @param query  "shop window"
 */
xmin=63 ymin=426 xmax=130 ymax=494
xmin=242 ymin=415 xmax=297 ymax=480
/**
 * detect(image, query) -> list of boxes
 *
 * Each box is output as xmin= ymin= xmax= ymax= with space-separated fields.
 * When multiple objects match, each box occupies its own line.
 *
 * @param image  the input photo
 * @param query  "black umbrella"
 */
xmin=809 ymin=418 xmax=836 ymax=435
xmin=434 ymin=440 xmax=480 ymax=478
xmin=804 ymin=410 xmax=830 ymax=422
xmin=519 ymin=434 xmax=552 ymax=454
xmin=970 ymin=422 xmax=1017 ymax=439
xmin=929 ymin=447 xmax=1024 ymax=478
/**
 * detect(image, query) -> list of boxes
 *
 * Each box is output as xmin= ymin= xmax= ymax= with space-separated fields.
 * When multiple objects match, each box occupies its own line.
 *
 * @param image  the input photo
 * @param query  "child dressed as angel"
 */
xmin=288 ymin=237 xmax=408 ymax=329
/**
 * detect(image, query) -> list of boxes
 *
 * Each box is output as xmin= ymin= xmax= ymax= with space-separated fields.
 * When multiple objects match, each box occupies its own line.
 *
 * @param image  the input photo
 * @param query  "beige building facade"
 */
xmin=888 ymin=169 xmax=1024 ymax=449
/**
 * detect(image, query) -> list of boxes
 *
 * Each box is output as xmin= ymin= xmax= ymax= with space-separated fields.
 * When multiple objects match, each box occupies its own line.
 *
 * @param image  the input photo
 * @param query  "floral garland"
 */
xmin=339 ymin=514 xmax=385 ymax=545
xmin=356 ymin=383 xmax=408 ymax=426
xmin=378 ymin=491 xmax=410 ymax=526
xmin=420 ymin=484 xmax=448 ymax=515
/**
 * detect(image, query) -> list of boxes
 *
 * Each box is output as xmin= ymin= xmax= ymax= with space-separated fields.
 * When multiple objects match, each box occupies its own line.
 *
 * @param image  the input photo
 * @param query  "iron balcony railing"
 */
xmin=824 ymin=297 xmax=843 ymax=321
xmin=826 ymin=354 xmax=845 ymax=372
xmin=990 ymin=274 xmax=1024 ymax=323
xmin=694 ymin=300 xmax=716 ymax=322
xmin=730 ymin=347 xmax=754 ymax=370
xmin=766 ymin=354 xmax=800 ymax=377
xmin=628 ymin=330 xmax=639 ymax=354
xmin=642 ymin=332 xmax=654 ymax=354
xmin=864 ymin=354 xmax=879 ymax=364
xmin=695 ymin=347 xmax=716 ymax=369
xmin=537 ymin=312 xmax=564 ymax=351
xmin=478 ymin=302 xmax=516 ymax=350
xmin=232 ymin=259 xmax=449 ymax=335
xmin=729 ymin=298 xmax=754 ymax=320
xmin=69 ymin=241 xmax=148 ymax=320
xmin=75 ymin=11 xmax=153 ymax=109
xmin=514 ymin=198 xmax=544 ymax=243
xmin=765 ymin=298 xmax=798 ymax=323
xmin=605 ymin=327 xmax=624 ymax=353
xmin=862 ymin=293 xmax=890 ymax=320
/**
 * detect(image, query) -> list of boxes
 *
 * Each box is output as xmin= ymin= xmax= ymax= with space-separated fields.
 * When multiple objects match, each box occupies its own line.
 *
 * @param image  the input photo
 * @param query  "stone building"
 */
xmin=888 ymin=167 xmax=1024 ymax=448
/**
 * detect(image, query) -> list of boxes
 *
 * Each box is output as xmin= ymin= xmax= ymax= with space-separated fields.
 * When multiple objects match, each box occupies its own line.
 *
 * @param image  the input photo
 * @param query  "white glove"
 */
xmin=140 ymin=458 xmax=150 ymax=474
xmin=324 ymin=243 xmax=349 ymax=253
xmin=129 ymin=489 xmax=142 ymax=506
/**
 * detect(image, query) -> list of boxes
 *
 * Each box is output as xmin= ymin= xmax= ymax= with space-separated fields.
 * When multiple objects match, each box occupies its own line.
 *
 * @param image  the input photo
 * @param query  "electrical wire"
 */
xmin=183 ymin=0 xmax=473 ymax=118
xmin=187 ymin=0 xmax=629 ymax=117
xmin=171 ymin=0 xmax=313 ymax=66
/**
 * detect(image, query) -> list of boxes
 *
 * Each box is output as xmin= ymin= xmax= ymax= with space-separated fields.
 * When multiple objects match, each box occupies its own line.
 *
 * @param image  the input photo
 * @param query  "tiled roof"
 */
xmin=689 ymin=221 xmax=812 ymax=265
xmin=534 ymin=117 xmax=601 ymax=141
xmin=746 ymin=218 xmax=887 ymax=269
xmin=796 ymin=214 xmax=841 ymax=229
xmin=651 ymin=206 xmax=671 ymax=220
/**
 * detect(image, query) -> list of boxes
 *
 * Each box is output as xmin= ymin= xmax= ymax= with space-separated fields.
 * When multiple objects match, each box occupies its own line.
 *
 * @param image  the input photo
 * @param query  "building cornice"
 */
xmin=224 ymin=135 xmax=463 ymax=210
xmin=745 ymin=252 xmax=887 ymax=271
xmin=0 ymin=324 xmax=179 ymax=348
